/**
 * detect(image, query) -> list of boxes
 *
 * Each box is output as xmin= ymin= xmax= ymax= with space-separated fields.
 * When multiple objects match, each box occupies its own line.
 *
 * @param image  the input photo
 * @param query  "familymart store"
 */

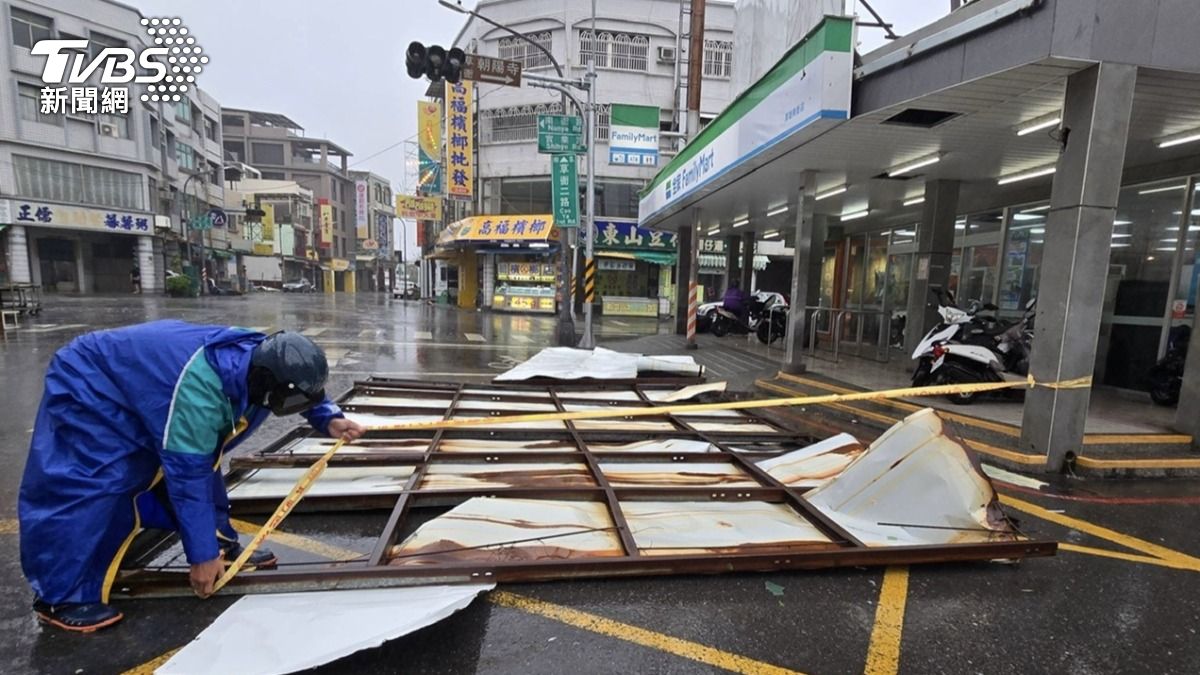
xmin=639 ymin=3 xmax=1200 ymax=470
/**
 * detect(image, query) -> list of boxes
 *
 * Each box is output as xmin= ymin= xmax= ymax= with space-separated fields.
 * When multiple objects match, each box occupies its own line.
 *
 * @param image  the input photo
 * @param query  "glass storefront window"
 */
xmin=1000 ymin=204 xmax=1046 ymax=313
xmin=1101 ymin=179 xmax=1192 ymax=389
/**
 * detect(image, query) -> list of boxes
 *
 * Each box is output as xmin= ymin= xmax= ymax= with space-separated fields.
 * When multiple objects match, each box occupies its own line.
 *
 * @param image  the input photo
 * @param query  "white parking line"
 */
xmin=415 ymin=331 xmax=433 ymax=340
xmin=465 ymin=333 xmax=487 ymax=342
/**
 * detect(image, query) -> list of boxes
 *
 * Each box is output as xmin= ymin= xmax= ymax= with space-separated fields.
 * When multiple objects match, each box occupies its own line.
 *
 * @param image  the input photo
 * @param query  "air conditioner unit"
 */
xmin=657 ymin=46 xmax=676 ymax=64
xmin=99 ymin=122 xmax=120 ymax=138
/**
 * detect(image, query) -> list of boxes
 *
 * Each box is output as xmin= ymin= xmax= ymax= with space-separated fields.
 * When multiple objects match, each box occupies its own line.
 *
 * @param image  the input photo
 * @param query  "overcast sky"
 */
xmin=135 ymin=0 xmax=951 ymax=195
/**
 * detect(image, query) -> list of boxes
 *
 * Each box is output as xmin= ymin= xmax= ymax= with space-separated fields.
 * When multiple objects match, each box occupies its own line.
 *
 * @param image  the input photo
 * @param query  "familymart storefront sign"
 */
xmin=638 ymin=17 xmax=853 ymax=225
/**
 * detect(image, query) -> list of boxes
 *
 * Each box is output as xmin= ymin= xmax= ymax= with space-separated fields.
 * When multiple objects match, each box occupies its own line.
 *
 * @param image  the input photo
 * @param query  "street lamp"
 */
xmin=438 ymin=0 xmax=578 ymax=348
xmin=179 ymin=169 xmax=207 ymax=295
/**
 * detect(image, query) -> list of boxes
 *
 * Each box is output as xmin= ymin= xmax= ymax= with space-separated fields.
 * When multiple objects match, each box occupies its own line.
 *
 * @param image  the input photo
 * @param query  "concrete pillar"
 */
xmin=903 ymin=179 xmax=961 ymax=356
xmin=1019 ymin=62 xmax=1137 ymax=472
xmin=784 ymin=171 xmax=820 ymax=373
xmin=740 ymin=231 xmax=754 ymax=290
xmin=458 ymin=250 xmax=478 ymax=309
xmin=686 ymin=216 xmax=700 ymax=349
xmin=75 ymin=237 xmax=87 ymax=293
xmin=7 ymin=225 xmax=32 ymax=283
xmin=675 ymin=225 xmax=694 ymax=335
xmin=723 ymin=235 xmax=739 ymax=291
xmin=137 ymin=235 xmax=158 ymax=293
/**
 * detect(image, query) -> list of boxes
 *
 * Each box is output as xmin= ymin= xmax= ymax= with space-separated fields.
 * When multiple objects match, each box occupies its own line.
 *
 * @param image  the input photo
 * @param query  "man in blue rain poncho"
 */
xmin=19 ymin=321 xmax=365 ymax=632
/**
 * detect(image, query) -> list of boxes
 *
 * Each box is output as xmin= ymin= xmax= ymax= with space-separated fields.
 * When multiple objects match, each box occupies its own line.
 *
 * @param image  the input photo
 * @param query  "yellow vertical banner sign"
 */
xmin=445 ymin=80 xmax=474 ymax=200
xmin=319 ymin=201 xmax=333 ymax=248
xmin=261 ymin=203 xmax=275 ymax=242
xmin=417 ymin=101 xmax=443 ymax=195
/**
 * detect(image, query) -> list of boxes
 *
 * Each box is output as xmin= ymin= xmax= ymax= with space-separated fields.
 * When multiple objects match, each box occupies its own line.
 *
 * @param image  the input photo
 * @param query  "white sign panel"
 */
xmin=638 ymin=18 xmax=853 ymax=226
xmin=4 ymin=200 xmax=152 ymax=235
xmin=609 ymin=126 xmax=659 ymax=166
xmin=355 ymin=180 xmax=369 ymax=239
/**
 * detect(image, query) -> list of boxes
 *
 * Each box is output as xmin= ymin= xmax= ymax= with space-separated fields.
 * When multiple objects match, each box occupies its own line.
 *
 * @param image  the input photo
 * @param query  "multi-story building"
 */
xmin=0 ymin=0 xmax=226 ymax=294
xmin=219 ymin=108 xmax=358 ymax=291
xmin=224 ymin=178 xmax=317 ymax=289
xmin=436 ymin=0 xmax=736 ymax=314
xmin=349 ymin=170 xmax=395 ymax=292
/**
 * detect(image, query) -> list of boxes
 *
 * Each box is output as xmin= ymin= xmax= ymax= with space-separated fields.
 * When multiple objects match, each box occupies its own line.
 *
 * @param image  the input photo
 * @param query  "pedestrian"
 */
xmin=18 ymin=322 xmax=365 ymax=632
xmin=130 ymin=265 xmax=141 ymax=294
xmin=722 ymin=279 xmax=749 ymax=323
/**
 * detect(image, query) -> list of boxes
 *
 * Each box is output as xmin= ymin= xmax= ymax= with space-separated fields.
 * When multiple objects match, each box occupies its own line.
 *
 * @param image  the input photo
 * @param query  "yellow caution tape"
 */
xmin=366 ymin=374 xmax=1093 ymax=432
xmin=213 ymin=437 xmax=346 ymax=593
xmin=215 ymin=374 xmax=1089 ymax=590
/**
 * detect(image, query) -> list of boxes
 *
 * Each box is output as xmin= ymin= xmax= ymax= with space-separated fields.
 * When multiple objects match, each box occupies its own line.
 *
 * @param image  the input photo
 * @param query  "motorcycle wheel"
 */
xmin=711 ymin=316 xmax=730 ymax=337
xmin=935 ymin=363 xmax=980 ymax=405
xmin=1149 ymin=381 xmax=1180 ymax=407
xmin=756 ymin=321 xmax=775 ymax=344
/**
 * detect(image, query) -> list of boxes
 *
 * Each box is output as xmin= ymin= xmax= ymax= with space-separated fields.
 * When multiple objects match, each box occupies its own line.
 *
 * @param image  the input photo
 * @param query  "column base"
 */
xmin=781 ymin=361 xmax=807 ymax=375
xmin=685 ymin=342 xmax=698 ymax=351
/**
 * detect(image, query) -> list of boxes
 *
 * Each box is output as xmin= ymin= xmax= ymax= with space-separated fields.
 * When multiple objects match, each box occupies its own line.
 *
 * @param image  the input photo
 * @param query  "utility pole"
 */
xmin=683 ymin=0 xmax=705 ymax=349
xmin=578 ymin=0 xmax=599 ymax=349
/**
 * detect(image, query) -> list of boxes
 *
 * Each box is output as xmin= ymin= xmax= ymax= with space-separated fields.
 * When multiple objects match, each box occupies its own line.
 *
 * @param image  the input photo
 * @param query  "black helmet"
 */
xmin=248 ymin=331 xmax=329 ymax=415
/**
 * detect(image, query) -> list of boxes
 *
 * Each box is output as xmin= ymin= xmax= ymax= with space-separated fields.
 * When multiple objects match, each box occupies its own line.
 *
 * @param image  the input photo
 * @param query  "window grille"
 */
xmin=703 ymin=39 xmax=733 ymax=79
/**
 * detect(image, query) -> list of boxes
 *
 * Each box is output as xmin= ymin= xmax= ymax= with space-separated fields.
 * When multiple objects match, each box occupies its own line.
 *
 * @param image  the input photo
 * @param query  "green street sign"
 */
xmin=190 ymin=214 xmax=212 ymax=231
xmin=551 ymin=153 xmax=579 ymax=228
xmin=538 ymin=114 xmax=584 ymax=154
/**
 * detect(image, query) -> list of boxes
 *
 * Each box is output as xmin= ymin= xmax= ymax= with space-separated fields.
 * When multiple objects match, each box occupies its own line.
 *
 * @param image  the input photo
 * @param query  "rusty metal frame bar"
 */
xmin=125 ymin=379 xmax=1056 ymax=595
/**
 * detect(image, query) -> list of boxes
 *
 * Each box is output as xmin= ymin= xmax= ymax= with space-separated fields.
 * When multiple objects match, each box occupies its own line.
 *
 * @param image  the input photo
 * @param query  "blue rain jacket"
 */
xmin=19 ymin=320 xmax=343 ymax=605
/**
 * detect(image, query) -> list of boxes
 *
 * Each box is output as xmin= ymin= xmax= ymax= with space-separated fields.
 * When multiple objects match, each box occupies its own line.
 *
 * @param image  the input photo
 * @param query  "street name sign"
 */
xmin=538 ymin=114 xmax=584 ymax=154
xmin=463 ymin=54 xmax=522 ymax=87
xmin=551 ymin=153 xmax=579 ymax=228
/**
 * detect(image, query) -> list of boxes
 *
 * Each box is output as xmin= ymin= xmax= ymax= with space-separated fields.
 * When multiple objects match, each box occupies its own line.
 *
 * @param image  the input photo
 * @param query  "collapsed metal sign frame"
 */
xmin=119 ymin=378 xmax=1056 ymax=597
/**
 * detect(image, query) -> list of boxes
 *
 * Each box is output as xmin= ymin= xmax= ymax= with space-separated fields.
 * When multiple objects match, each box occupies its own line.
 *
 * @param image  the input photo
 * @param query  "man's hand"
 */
xmin=189 ymin=556 xmax=225 ymax=598
xmin=327 ymin=417 xmax=365 ymax=442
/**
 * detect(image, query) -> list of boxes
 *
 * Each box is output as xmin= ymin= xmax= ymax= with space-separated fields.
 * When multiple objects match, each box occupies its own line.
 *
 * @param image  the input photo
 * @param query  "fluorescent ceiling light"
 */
xmin=766 ymin=204 xmax=788 ymax=217
xmin=894 ymin=229 xmax=916 ymax=236
xmin=903 ymin=196 xmax=925 ymax=206
xmin=1113 ymin=220 xmax=1132 ymax=225
xmin=1157 ymin=129 xmax=1200 ymax=148
xmin=529 ymin=243 xmax=549 ymax=249
xmin=1015 ymin=112 xmax=1061 ymax=136
xmin=840 ymin=209 xmax=870 ymax=221
xmin=763 ymin=229 xmax=780 ymax=239
xmin=731 ymin=218 xmax=749 ymax=229
xmin=1171 ymin=209 xmax=1200 ymax=216
xmin=706 ymin=226 xmax=721 ymax=236
xmin=888 ymin=153 xmax=941 ymax=177
xmin=1021 ymin=205 xmax=1051 ymax=213
xmin=1161 ymin=238 xmax=1178 ymax=243
xmin=1156 ymin=247 xmax=1178 ymax=251
xmin=815 ymin=185 xmax=847 ymax=201
xmin=1111 ymin=243 xmax=1131 ymax=248
xmin=997 ymin=165 xmax=1056 ymax=185
xmin=1141 ymin=184 xmax=1187 ymax=195
xmin=1011 ymin=213 xmax=1043 ymax=221
xmin=1112 ymin=233 xmax=1132 ymax=238
xmin=1030 ymin=228 xmax=1045 ymax=234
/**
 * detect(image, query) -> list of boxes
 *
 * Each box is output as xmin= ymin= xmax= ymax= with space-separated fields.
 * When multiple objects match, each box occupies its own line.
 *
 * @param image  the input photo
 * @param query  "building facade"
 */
xmin=349 ymin=170 xmax=395 ymax=292
xmin=0 ymin=0 xmax=225 ymax=294
xmin=436 ymin=0 xmax=736 ymax=314
xmin=225 ymin=178 xmax=317 ymax=289
xmin=219 ymin=108 xmax=359 ymax=291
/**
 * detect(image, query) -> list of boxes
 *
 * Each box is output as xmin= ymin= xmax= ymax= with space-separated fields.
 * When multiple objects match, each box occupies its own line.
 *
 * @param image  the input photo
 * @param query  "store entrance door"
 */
xmin=37 ymin=237 xmax=78 ymax=292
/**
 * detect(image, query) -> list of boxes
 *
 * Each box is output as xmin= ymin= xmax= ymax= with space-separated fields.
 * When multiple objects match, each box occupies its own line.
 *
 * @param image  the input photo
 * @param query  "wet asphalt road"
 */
xmin=1 ymin=293 xmax=1199 ymax=675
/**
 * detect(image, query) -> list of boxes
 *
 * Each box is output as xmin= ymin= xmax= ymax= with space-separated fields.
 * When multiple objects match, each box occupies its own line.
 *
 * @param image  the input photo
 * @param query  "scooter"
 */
xmin=1148 ymin=324 xmax=1190 ymax=407
xmin=711 ymin=295 xmax=776 ymax=337
xmin=756 ymin=304 xmax=789 ymax=345
xmin=912 ymin=297 xmax=1036 ymax=404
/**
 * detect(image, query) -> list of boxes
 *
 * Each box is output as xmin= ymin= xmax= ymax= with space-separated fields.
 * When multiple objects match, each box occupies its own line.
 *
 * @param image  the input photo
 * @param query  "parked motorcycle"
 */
xmin=756 ymin=305 xmax=789 ymax=345
xmin=711 ymin=294 xmax=783 ymax=338
xmin=912 ymin=292 xmax=1035 ymax=404
xmin=1148 ymin=324 xmax=1190 ymax=407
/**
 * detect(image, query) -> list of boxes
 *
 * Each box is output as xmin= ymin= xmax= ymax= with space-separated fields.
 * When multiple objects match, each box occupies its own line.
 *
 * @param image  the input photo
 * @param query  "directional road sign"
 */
xmin=190 ymin=214 xmax=212 ymax=231
xmin=551 ymin=153 xmax=579 ymax=228
xmin=538 ymin=114 xmax=584 ymax=154
xmin=462 ymin=53 xmax=522 ymax=87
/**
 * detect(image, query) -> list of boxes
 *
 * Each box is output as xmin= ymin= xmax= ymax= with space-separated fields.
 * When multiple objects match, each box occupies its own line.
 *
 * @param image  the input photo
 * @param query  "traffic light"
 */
xmin=405 ymin=42 xmax=465 ymax=84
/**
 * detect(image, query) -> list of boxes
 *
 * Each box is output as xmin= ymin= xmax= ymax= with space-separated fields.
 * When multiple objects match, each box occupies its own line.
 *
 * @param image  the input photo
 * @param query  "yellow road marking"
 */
xmin=0 ymin=518 xmax=17 ymax=534
xmin=1082 ymin=433 xmax=1192 ymax=445
xmin=120 ymin=647 xmax=181 ymax=674
xmin=863 ymin=567 xmax=909 ymax=675
xmin=1000 ymin=494 xmax=1200 ymax=571
xmin=490 ymin=590 xmax=804 ymax=675
xmin=229 ymin=518 xmax=364 ymax=561
xmin=1058 ymin=543 xmax=1200 ymax=572
xmin=1075 ymin=455 xmax=1200 ymax=470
